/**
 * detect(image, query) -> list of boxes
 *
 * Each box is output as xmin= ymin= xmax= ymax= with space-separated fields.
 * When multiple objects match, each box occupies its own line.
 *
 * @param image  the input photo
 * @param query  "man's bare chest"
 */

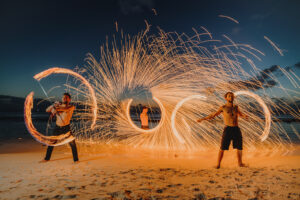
xmin=223 ymin=106 xmax=238 ymax=117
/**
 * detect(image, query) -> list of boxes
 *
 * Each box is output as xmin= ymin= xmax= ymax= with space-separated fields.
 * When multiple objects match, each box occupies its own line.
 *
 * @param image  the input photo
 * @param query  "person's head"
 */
xmin=224 ymin=92 xmax=234 ymax=103
xmin=62 ymin=93 xmax=71 ymax=104
xmin=142 ymin=106 xmax=148 ymax=113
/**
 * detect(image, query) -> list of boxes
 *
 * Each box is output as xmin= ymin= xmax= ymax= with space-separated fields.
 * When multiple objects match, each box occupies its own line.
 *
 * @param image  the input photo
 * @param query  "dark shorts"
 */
xmin=48 ymin=124 xmax=74 ymax=145
xmin=220 ymin=126 xmax=243 ymax=150
xmin=141 ymin=125 xmax=149 ymax=130
xmin=52 ymin=124 xmax=72 ymax=136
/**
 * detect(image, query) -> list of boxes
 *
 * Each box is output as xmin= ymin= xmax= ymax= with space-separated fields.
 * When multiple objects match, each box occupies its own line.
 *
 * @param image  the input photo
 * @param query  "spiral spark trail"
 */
xmin=76 ymin=27 xmax=299 ymax=151
xmin=26 ymin=26 xmax=299 ymax=151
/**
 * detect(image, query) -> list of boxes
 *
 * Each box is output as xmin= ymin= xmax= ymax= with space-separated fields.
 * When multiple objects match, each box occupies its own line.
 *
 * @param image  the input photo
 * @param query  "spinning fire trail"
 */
xmin=24 ymin=26 xmax=299 ymax=151
xmin=24 ymin=67 xmax=98 ymax=146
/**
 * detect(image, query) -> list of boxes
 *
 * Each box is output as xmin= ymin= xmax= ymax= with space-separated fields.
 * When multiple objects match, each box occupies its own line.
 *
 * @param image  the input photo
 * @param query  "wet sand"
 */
xmin=0 ymin=139 xmax=299 ymax=200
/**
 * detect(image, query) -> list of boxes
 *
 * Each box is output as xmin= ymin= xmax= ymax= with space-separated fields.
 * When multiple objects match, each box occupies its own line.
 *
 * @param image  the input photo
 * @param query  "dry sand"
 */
xmin=0 ymin=138 xmax=299 ymax=200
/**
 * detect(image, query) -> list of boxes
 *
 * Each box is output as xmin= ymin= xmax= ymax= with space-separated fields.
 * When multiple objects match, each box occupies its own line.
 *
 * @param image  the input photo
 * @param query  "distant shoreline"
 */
xmin=0 ymin=112 xmax=299 ymax=122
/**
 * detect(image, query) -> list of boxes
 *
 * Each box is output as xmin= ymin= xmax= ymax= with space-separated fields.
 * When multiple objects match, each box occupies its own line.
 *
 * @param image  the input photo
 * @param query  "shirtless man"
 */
xmin=140 ymin=106 xmax=149 ymax=130
xmin=40 ymin=93 xmax=79 ymax=163
xmin=197 ymin=92 xmax=248 ymax=169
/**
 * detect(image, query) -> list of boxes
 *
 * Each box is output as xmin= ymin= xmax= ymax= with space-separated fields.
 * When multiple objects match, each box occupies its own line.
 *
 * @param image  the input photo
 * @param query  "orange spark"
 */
xmin=264 ymin=36 xmax=284 ymax=56
xmin=219 ymin=15 xmax=239 ymax=24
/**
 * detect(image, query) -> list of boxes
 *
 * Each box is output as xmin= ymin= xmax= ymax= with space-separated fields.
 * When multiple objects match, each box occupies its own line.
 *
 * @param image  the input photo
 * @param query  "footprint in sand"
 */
xmin=194 ymin=193 xmax=206 ymax=199
xmin=156 ymin=188 xmax=165 ymax=193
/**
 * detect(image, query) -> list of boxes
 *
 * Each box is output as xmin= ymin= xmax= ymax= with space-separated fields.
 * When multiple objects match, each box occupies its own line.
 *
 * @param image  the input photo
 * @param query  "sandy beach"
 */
xmin=0 ymin=139 xmax=299 ymax=200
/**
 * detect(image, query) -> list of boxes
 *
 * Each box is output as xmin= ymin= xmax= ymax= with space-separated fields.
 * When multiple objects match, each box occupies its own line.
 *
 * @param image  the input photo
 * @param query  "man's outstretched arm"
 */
xmin=197 ymin=106 xmax=223 ymax=122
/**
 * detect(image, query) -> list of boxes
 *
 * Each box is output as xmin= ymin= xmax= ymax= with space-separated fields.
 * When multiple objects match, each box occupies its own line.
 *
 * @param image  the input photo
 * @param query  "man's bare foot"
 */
xmin=39 ymin=160 xmax=49 ymax=163
xmin=73 ymin=160 xmax=80 ymax=164
xmin=215 ymin=165 xmax=220 ymax=169
xmin=238 ymin=163 xmax=248 ymax=167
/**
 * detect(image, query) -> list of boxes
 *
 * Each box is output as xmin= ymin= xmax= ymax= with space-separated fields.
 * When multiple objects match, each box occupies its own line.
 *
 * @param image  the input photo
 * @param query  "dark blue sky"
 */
xmin=0 ymin=0 xmax=299 ymax=98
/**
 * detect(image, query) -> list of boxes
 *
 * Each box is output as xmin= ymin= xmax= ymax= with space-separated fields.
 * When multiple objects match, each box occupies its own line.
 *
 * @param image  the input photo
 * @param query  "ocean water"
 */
xmin=0 ymin=112 xmax=299 ymax=144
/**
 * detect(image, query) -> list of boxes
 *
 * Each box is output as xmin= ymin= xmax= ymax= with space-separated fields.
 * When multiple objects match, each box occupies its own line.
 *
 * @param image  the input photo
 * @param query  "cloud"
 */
xmin=229 ymin=65 xmax=279 ymax=90
xmin=284 ymin=62 xmax=300 ymax=72
xmin=118 ymin=0 xmax=154 ymax=15
xmin=230 ymin=62 xmax=299 ymax=91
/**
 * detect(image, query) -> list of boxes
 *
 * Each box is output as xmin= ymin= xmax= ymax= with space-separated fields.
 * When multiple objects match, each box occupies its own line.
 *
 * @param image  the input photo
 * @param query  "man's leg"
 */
xmin=234 ymin=128 xmax=246 ymax=167
xmin=237 ymin=149 xmax=242 ymax=165
xmin=69 ymin=140 xmax=79 ymax=162
xmin=45 ymin=146 xmax=54 ymax=161
xmin=216 ymin=149 xmax=224 ymax=169
xmin=237 ymin=150 xmax=247 ymax=167
xmin=217 ymin=127 xmax=230 ymax=169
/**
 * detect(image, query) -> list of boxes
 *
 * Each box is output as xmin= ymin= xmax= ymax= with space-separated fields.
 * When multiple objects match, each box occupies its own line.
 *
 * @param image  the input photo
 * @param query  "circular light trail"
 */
xmin=126 ymin=96 xmax=165 ymax=133
xmin=33 ymin=67 xmax=97 ymax=129
xmin=24 ymin=92 xmax=75 ymax=146
xmin=171 ymin=94 xmax=207 ymax=144
xmin=234 ymin=90 xmax=271 ymax=141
